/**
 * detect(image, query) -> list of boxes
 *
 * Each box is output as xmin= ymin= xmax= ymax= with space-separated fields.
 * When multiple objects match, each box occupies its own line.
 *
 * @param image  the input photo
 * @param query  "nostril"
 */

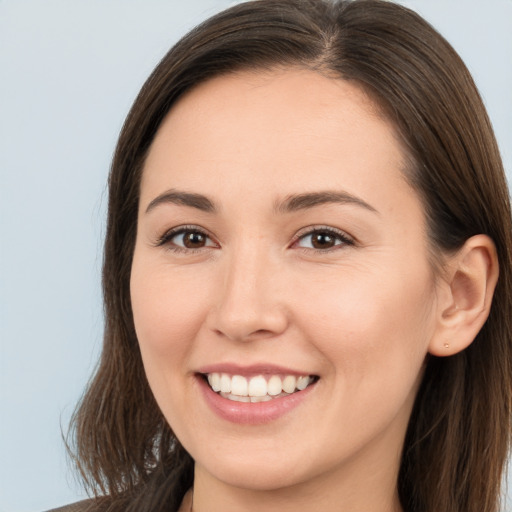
xmin=211 ymin=326 xmax=283 ymax=343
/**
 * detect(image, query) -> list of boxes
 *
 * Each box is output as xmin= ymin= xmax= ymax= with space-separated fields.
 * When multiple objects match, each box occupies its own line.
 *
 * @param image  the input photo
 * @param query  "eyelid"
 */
xmin=155 ymin=224 xmax=219 ymax=251
xmin=154 ymin=224 xmax=354 ymax=253
xmin=290 ymin=225 xmax=355 ymax=250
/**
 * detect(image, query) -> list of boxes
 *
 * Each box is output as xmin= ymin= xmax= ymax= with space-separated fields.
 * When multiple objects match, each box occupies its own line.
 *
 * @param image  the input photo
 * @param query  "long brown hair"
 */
xmin=68 ymin=1 xmax=512 ymax=511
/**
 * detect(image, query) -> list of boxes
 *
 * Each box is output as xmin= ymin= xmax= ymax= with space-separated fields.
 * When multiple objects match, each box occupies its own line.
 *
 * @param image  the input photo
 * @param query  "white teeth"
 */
xmin=296 ymin=375 xmax=310 ymax=391
xmin=220 ymin=392 xmax=252 ymax=402
xmin=208 ymin=373 xmax=221 ymax=392
xmin=250 ymin=395 xmax=272 ymax=403
xmin=231 ymin=375 xmax=248 ymax=396
xmin=207 ymin=373 xmax=315 ymax=399
xmin=267 ymin=375 xmax=282 ymax=396
xmin=248 ymin=375 xmax=267 ymax=397
xmin=282 ymin=375 xmax=297 ymax=394
xmin=220 ymin=373 xmax=231 ymax=393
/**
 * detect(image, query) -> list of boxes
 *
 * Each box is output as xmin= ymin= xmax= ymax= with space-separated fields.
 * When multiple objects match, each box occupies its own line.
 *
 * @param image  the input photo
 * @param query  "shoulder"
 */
xmin=44 ymin=499 xmax=99 ymax=512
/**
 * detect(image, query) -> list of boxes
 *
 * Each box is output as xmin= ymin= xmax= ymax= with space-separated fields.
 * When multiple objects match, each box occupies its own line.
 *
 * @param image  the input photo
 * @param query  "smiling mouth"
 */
xmin=202 ymin=373 xmax=319 ymax=403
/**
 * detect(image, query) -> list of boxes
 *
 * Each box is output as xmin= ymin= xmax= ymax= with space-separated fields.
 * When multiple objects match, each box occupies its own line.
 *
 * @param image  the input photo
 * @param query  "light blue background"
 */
xmin=1 ymin=1 xmax=511 ymax=511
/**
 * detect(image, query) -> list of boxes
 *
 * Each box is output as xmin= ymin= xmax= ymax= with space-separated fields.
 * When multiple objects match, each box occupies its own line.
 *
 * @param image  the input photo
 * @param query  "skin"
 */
xmin=130 ymin=69 xmax=497 ymax=512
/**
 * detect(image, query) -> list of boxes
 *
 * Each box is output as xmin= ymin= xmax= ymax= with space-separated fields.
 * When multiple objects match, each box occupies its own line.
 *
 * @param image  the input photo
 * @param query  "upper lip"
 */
xmin=196 ymin=363 xmax=317 ymax=377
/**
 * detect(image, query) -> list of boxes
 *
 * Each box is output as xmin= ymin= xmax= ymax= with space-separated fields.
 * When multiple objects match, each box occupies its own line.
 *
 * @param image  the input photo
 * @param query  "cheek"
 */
xmin=130 ymin=261 xmax=214 ymax=427
xmin=295 ymin=261 xmax=435 ymax=392
xmin=130 ymin=263 xmax=209 ymax=358
xmin=292 ymin=267 xmax=434 ymax=450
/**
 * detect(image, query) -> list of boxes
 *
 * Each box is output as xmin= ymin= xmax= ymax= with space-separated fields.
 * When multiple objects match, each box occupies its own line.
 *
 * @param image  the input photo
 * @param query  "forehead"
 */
xmin=149 ymin=68 xmax=393 ymax=157
xmin=141 ymin=68 xmax=411 ymax=215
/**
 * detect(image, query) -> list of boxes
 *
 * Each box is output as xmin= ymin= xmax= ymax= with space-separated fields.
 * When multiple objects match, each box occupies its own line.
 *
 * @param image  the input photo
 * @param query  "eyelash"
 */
xmin=291 ymin=226 xmax=355 ymax=253
xmin=156 ymin=225 xmax=216 ymax=254
xmin=156 ymin=225 xmax=355 ymax=254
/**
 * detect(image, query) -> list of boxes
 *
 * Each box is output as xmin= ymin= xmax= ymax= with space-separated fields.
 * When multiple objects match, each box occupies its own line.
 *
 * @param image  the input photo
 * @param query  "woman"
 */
xmin=54 ymin=0 xmax=512 ymax=511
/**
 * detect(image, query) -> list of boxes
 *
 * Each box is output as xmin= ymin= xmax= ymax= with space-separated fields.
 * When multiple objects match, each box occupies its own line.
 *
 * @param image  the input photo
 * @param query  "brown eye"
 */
xmin=182 ymin=231 xmax=207 ymax=248
xmin=160 ymin=227 xmax=216 ymax=251
xmin=310 ymin=232 xmax=336 ymax=249
xmin=295 ymin=228 xmax=353 ymax=251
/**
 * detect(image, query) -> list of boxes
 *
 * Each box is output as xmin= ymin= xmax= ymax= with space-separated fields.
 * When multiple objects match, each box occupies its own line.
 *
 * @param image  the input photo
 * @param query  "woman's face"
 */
xmin=131 ymin=69 xmax=439 ymax=495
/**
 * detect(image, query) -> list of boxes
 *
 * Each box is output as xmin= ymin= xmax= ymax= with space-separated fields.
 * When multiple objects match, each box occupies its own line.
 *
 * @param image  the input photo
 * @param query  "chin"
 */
xmin=202 ymin=458 xmax=309 ymax=491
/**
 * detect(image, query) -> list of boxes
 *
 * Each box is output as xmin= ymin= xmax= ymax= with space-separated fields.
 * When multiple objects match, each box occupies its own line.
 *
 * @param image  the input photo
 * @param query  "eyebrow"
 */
xmin=145 ymin=189 xmax=217 ymax=214
xmin=145 ymin=189 xmax=378 ymax=215
xmin=274 ymin=191 xmax=378 ymax=215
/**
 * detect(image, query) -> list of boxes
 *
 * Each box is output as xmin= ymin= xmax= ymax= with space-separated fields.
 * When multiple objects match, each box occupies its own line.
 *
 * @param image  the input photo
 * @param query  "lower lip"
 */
xmin=197 ymin=376 xmax=316 ymax=425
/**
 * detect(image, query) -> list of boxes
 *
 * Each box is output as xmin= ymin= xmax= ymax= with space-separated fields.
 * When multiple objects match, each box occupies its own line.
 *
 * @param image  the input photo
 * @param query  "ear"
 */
xmin=429 ymin=234 xmax=499 ymax=357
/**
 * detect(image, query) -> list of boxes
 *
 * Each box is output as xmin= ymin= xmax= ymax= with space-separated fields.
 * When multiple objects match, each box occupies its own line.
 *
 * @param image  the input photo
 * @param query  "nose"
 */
xmin=206 ymin=245 xmax=289 ymax=342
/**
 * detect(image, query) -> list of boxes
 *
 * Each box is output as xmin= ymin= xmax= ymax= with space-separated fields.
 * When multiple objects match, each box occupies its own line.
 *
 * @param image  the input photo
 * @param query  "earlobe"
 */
xmin=429 ymin=235 xmax=499 ymax=357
